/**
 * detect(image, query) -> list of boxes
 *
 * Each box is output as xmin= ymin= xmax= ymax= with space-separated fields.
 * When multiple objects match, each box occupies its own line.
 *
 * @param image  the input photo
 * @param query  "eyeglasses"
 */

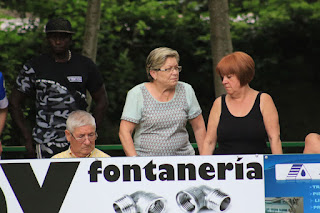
xmin=70 ymin=132 xmax=98 ymax=143
xmin=154 ymin=66 xmax=182 ymax=73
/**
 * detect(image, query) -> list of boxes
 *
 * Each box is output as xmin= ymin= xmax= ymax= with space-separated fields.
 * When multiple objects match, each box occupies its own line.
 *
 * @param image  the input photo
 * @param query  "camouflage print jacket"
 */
xmin=16 ymin=53 xmax=103 ymax=144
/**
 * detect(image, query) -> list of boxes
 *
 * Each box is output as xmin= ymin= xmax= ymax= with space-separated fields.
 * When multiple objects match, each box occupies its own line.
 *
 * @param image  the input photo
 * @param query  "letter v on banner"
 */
xmin=0 ymin=162 xmax=80 ymax=213
xmin=0 ymin=186 xmax=7 ymax=213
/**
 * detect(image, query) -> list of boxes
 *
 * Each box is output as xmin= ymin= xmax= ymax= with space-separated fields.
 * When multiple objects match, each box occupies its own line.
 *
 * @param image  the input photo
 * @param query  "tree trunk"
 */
xmin=82 ymin=0 xmax=101 ymax=110
xmin=82 ymin=0 xmax=101 ymax=62
xmin=208 ymin=0 xmax=233 ymax=98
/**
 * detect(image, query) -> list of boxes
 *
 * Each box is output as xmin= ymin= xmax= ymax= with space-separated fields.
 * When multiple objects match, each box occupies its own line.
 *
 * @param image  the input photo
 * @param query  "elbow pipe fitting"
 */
xmin=176 ymin=185 xmax=231 ymax=213
xmin=113 ymin=195 xmax=136 ymax=213
xmin=113 ymin=191 xmax=167 ymax=213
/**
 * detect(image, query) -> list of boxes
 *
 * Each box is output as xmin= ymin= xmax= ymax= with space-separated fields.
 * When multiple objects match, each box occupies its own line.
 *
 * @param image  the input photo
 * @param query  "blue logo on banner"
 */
xmin=287 ymin=164 xmax=311 ymax=180
xmin=287 ymin=164 xmax=303 ymax=178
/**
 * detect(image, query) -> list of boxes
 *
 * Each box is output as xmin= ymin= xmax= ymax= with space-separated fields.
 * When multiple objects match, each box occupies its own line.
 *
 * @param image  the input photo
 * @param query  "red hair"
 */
xmin=216 ymin=51 xmax=255 ymax=86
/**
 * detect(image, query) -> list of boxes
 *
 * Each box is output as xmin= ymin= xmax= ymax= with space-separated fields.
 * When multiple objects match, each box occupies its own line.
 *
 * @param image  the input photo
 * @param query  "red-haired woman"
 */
xmin=201 ymin=51 xmax=282 ymax=155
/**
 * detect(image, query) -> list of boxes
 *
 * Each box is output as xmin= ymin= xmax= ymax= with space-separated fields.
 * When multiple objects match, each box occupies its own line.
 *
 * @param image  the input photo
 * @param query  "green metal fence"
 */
xmin=2 ymin=141 xmax=305 ymax=153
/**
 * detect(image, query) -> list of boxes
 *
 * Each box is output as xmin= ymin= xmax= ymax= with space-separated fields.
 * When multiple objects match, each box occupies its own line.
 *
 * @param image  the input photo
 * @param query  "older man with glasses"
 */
xmin=52 ymin=110 xmax=110 ymax=158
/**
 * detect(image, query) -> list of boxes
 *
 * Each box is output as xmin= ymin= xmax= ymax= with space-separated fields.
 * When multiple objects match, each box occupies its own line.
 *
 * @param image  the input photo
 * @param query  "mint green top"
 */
xmin=121 ymin=82 xmax=202 ymax=156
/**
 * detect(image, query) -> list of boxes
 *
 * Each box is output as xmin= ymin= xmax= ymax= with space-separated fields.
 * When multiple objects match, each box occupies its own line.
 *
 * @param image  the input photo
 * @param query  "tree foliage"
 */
xmin=0 ymin=0 xmax=319 ymax=148
xmin=229 ymin=0 xmax=320 ymax=140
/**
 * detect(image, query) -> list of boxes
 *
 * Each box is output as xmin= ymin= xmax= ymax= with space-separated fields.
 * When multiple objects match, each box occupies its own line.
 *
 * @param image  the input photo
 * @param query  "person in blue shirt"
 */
xmin=0 ymin=72 xmax=8 ymax=158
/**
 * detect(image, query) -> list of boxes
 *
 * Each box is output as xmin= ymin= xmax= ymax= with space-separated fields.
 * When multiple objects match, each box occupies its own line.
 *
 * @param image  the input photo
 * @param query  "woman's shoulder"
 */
xmin=128 ymin=83 xmax=146 ymax=93
xmin=213 ymin=96 xmax=222 ymax=108
xmin=259 ymin=92 xmax=276 ymax=112
xmin=259 ymin=92 xmax=273 ymax=102
xmin=178 ymin=81 xmax=195 ymax=93
xmin=178 ymin=81 xmax=192 ymax=88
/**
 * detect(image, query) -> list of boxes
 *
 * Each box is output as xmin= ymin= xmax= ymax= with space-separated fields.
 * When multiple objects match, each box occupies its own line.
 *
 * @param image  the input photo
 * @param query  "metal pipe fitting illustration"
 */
xmin=113 ymin=191 xmax=167 ymax=213
xmin=176 ymin=185 xmax=231 ymax=213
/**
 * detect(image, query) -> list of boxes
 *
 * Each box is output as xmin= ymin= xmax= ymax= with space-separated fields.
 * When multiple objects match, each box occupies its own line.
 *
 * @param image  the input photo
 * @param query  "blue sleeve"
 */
xmin=0 ymin=72 xmax=5 ymax=100
xmin=0 ymin=72 xmax=8 ymax=109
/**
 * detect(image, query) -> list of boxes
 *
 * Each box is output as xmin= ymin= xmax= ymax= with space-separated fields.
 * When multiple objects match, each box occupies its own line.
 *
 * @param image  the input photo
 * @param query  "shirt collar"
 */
xmin=68 ymin=147 xmax=93 ymax=158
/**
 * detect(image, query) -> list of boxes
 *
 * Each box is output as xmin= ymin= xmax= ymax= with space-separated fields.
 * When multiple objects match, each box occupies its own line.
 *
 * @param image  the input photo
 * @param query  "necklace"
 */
xmin=67 ymin=50 xmax=72 ymax=61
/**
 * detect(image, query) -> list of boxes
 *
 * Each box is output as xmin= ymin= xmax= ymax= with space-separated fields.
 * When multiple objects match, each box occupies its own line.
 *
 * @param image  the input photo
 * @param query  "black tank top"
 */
xmin=216 ymin=92 xmax=267 ymax=154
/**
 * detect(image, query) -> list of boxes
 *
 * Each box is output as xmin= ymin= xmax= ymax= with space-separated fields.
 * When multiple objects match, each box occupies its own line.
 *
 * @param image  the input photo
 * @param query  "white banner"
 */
xmin=0 ymin=155 xmax=264 ymax=213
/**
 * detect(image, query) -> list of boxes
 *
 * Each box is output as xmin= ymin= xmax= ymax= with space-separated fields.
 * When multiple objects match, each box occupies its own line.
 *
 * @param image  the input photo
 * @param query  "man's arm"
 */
xmin=90 ymin=84 xmax=108 ymax=129
xmin=9 ymin=89 xmax=35 ymax=157
xmin=0 ymin=107 xmax=8 ymax=136
xmin=0 ymin=107 xmax=7 ymax=158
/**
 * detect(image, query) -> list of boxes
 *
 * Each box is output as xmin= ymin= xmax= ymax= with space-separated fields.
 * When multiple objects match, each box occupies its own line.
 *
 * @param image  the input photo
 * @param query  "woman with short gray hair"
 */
xmin=119 ymin=47 xmax=206 ymax=156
